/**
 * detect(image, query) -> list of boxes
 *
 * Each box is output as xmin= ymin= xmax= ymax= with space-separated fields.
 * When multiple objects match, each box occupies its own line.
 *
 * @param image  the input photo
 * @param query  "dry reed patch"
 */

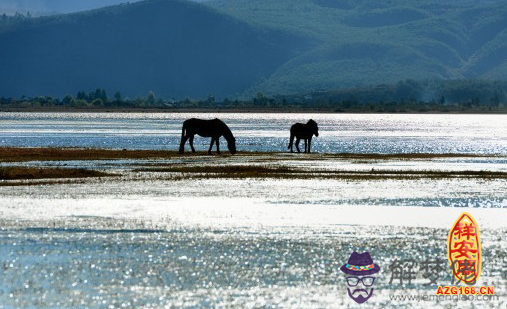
xmin=135 ymin=165 xmax=507 ymax=180
xmin=0 ymin=147 xmax=182 ymax=162
xmin=0 ymin=166 xmax=114 ymax=181
xmin=0 ymin=147 xmax=497 ymax=163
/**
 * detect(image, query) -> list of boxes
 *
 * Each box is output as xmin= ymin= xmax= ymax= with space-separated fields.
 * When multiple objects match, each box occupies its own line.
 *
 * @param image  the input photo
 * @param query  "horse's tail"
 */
xmin=288 ymin=128 xmax=294 ymax=152
xmin=181 ymin=121 xmax=187 ymax=138
xmin=179 ymin=120 xmax=188 ymax=153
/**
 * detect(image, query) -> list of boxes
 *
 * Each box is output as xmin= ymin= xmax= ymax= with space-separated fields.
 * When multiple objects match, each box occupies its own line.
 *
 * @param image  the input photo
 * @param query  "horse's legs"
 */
xmin=208 ymin=138 xmax=215 ymax=155
xmin=304 ymin=138 xmax=308 ymax=153
xmin=307 ymin=137 xmax=312 ymax=153
xmin=295 ymin=138 xmax=301 ymax=153
xmin=189 ymin=135 xmax=196 ymax=153
xmin=216 ymin=138 xmax=221 ymax=154
xmin=179 ymin=135 xmax=189 ymax=153
xmin=288 ymin=134 xmax=295 ymax=152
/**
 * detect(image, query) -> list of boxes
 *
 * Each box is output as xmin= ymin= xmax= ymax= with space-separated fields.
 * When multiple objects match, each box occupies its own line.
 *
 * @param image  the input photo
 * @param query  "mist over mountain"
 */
xmin=1 ymin=0 xmax=506 ymax=99
xmin=0 ymin=0 xmax=304 ymax=99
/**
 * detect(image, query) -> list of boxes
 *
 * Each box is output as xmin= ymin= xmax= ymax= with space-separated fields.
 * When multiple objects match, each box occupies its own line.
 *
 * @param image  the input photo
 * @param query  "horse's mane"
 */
xmin=307 ymin=119 xmax=317 ymax=126
xmin=220 ymin=120 xmax=235 ymax=143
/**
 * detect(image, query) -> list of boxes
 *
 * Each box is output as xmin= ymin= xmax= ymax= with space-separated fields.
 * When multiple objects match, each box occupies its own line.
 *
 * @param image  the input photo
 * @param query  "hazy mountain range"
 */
xmin=0 ymin=0 xmax=142 ymax=15
xmin=1 ymin=0 xmax=506 ymax=99
xmin=0 ymin=0 xmax=214 ymax=15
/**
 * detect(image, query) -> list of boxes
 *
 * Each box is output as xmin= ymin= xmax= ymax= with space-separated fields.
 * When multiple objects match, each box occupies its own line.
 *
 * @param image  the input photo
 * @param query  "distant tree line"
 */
xmin=0 ymin=11 xmax=34 ymax=30
xmin=284 ymin=79 xmax=507 ymax=112
xmin=1 ymin=80 xmax=507 ymax=113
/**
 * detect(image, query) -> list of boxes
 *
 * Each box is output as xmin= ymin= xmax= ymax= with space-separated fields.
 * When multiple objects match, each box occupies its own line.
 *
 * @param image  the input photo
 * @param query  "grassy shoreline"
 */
xmin=135 ymin=165 xmax=507 ymax=180
xmin=1 ymin=147 xmax=506 ymax=185
xmin=0 ymin=166 xmax=114 ymax=181
xmin=0 ymin=147 xmax=499 ymax=162
xmin=0 ymin=147 xmax=183 ymax=162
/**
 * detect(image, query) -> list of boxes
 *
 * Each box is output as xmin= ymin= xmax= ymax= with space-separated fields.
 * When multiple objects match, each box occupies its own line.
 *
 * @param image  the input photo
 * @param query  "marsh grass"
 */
xmin=139 ymin=165 xmax=293 ymax=174
xmin=0 ymin=166 xmax=114 ymax=182
xmin=1 ymin=147 xmax=505 ymax=183
xmin=0 ymin=147 xmax=183 ymax=162
xmin=0 ymin=147 xmax=495 ymax=163
xmin=136 ymin=165 xmax=507 ymax=180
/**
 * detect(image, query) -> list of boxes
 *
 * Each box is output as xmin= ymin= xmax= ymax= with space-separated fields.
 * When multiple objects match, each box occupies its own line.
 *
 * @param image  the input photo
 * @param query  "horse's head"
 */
xmin=227 ymin=138 xmax=237 ymax=155
xmin=217 ymin=119 xmax=237 ymax=155
xmin=308 ymin=119 xmax=319 ymax=137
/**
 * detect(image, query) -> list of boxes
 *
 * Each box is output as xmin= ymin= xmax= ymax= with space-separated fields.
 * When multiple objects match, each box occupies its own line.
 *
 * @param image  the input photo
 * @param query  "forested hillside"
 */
xmin=0 ymin=0 xmax=142 ymax=15
xmin=1 ymin=0 xmax=507 ymax=100
xmin=0 ymin=0 xmax=305 ymax=99
xmin=208 ymin=0 xmax=507 ymax=96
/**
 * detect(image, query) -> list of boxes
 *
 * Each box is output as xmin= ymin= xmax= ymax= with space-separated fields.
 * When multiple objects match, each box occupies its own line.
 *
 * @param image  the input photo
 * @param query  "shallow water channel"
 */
xmin=0 ymin=113 xmax=506 ymax=308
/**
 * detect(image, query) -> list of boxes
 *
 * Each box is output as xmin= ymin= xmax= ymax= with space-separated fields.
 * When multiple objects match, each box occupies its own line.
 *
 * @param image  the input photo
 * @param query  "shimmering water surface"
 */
xmin=0 ymin=113 xmax=506 ymax=308
xmin=1 ymin=112 xmax=506 ymax=153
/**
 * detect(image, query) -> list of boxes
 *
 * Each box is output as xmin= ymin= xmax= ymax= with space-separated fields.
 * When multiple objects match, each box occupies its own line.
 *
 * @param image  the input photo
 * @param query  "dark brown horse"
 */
xmin=179 ymin=118 xmax=236 ymax=155
xmin=288 ymin=119 xmax=319 ymax=153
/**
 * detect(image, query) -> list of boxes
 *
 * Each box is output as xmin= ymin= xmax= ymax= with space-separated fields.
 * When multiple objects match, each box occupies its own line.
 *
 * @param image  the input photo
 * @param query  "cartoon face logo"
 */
xmin=340 ymin=251 xmax=381 ymax=304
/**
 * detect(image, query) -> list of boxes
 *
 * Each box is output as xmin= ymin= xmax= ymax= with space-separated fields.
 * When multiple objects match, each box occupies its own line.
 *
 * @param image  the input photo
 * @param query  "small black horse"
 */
xmin=179 ymin=118 xmax=236 ymax=155
xmin=288 ymin=119 xmax=319 ymax=153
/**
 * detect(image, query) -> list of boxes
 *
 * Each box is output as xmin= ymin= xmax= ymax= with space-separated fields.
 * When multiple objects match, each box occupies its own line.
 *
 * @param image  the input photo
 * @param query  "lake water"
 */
xmin=0 ymin=112 xmax=506 ymax=308
xmin=1 ymin=112 xmax=506 ymax=154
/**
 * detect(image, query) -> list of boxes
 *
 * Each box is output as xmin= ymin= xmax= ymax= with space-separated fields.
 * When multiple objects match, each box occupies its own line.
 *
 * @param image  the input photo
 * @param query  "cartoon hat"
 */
xmin=340 ymin=251 xmax=381 ymax=276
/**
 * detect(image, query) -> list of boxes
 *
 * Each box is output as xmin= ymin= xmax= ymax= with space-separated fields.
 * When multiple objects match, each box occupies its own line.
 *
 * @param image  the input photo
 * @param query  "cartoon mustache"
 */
xmin=352 ymin=289 xmax=369 ymax=295
xmin=347 ymin=288 xmax=374 ymax=304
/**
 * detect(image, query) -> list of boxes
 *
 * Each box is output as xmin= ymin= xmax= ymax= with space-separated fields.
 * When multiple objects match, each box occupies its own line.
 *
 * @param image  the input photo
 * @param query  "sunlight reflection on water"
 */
xmin=1 ymin=113 xmax=506 ymax=308
xmin=1 ymin=113 xmax=506 ymax=153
